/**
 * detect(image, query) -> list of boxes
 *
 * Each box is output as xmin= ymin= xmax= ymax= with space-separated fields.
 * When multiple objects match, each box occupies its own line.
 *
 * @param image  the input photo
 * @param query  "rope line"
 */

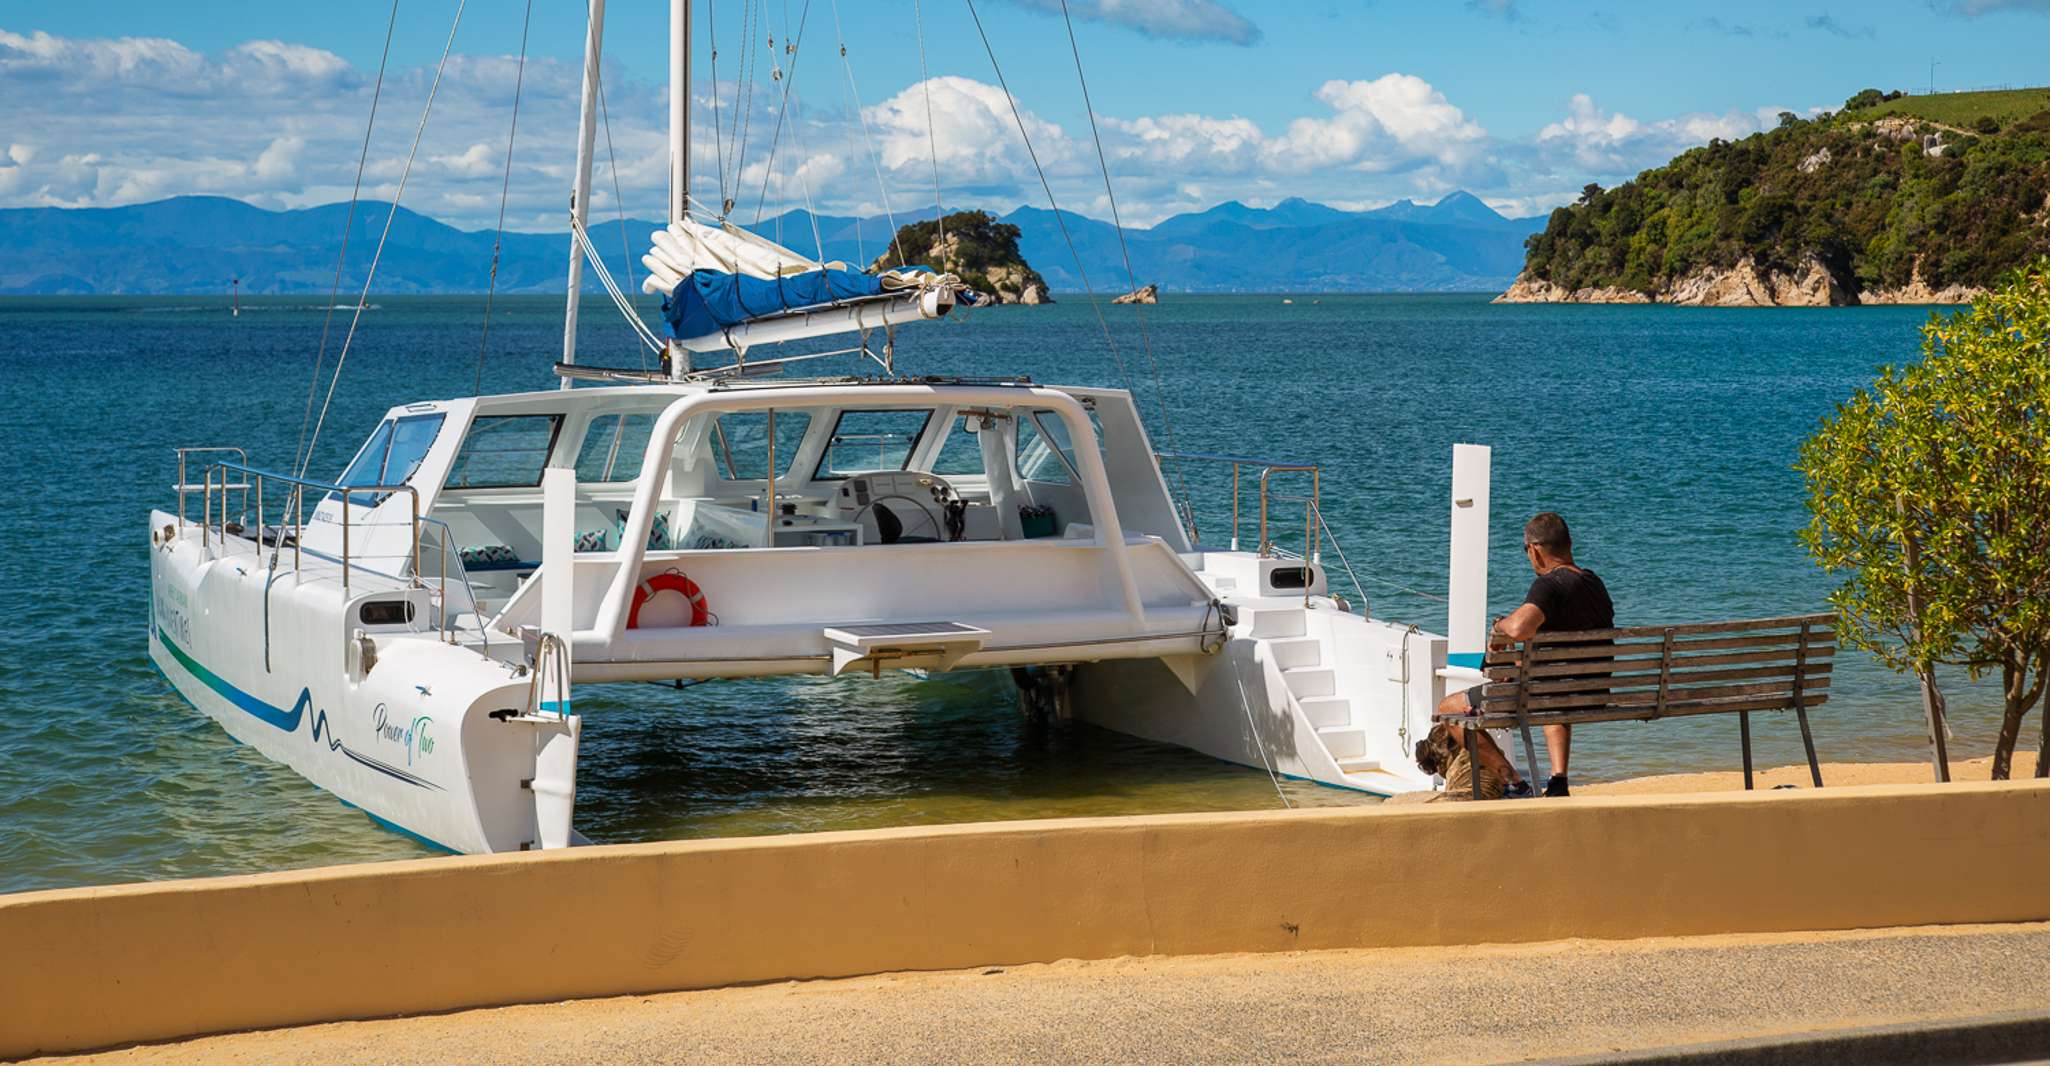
xmin=301 ymin=0 xmax=467 ymax=478
xmin=707 ymin=0 xmax=728 ymax=210
xmin=474 ymin=0 xmax=533 ymax=395
xmin=828 ymin=0 xmax=905 ymax=269
xmin=594 ymin=57 xmax=652 ymax=371
xmin=750 ymin=0 xmax=813 ymax=226
xmin=295 ymin=0 xmax=399 ymax=478
xmin=572 ymin=220 xmax=667 ymax=354
xmin=726 ymin=0 xmax=761 ymax=217
xmin=1055 ymin=0 xmax=1196 ymax=537
xmin=913 ymin=0 xmax=949 ymax=274
xmin=962 ymin=0 xmax=1135 ymax=397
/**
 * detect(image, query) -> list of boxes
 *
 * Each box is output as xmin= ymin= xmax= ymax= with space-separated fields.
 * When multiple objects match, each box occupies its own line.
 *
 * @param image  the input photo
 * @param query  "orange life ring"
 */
xmin=628 ymin=571 xmax=709 ymax=629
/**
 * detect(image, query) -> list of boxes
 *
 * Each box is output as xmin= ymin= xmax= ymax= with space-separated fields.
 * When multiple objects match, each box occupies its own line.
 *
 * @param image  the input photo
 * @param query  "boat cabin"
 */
xmin=303 ymin=379 xmax=1216 ymax=681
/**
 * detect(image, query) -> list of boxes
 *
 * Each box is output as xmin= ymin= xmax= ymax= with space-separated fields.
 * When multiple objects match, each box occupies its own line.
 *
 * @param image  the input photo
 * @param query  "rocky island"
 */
xmin=1499 ymin=87 xmax=2050 ymax=306
xmin=874 ymin=210 xmax=1052 ymax=305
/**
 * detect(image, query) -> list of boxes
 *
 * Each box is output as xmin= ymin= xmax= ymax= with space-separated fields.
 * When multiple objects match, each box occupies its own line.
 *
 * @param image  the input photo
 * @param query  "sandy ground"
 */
xmin=1582 ymin=751 xmax=2041 ymax=795
xmin=37 ymin=922 xmax=2050 ymax=1065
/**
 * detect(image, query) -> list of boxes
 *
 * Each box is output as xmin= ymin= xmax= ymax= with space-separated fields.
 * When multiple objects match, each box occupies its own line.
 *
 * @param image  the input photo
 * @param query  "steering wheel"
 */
xmin=853 ymin=472 xmax=960 ymax=543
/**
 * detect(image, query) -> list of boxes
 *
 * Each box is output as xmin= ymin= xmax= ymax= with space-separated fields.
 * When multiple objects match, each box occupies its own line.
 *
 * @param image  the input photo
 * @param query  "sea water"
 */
xmin=0 ymin=294 xmax=1991 ymax=893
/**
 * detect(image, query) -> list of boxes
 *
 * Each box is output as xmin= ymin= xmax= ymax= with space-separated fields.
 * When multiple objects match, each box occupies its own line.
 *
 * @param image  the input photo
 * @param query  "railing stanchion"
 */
xmin=1230 ymin=462 xmax=1240 ymax=551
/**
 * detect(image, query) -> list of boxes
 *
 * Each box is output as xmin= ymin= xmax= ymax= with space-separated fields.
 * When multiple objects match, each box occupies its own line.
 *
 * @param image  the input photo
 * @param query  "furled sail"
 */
xmin=640 ymin=217 xmax=972 ymax=353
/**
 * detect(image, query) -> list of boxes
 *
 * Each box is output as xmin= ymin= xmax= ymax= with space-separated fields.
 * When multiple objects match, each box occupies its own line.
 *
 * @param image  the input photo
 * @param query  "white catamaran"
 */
xmin=149 ymin=1 xmax=1497 ymax=853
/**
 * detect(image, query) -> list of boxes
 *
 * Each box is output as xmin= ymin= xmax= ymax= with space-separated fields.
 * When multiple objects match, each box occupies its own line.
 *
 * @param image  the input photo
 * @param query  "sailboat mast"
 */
xmin=562 ymin=0 xmax=607 ymax=386
xmin=664 ymin=0 xmax=691 ymax=378
xmin=670 ymin=0 xmax=689 ymax=224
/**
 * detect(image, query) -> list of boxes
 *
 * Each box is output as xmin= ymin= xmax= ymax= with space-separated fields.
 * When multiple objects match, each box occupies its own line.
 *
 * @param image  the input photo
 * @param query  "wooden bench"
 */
xmin=1450 ymin=613 xmax=1835 ymax=798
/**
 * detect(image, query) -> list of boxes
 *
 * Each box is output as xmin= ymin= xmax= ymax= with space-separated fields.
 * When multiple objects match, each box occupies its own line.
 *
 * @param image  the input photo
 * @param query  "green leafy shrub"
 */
xmin=1798 ymin=262 xmax=2050 ymax=777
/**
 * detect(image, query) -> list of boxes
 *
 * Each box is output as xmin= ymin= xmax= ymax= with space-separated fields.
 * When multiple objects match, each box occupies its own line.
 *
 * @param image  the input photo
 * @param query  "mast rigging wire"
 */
xmin=300 ymin=0 xmax=468 ymax=480
xmin=474 ymin=0 xmax=534 ymax=395
xmin=749 ymin=0 xmax=814 ymax=227
xmin=707 ymin=0 xmax=727 ymax=212
xmin=913 ymin=0 xmax=949 ymax=276
xmin=571 ymin=219 xmax=666 ymax=355
xmin=295 ymin=0 xmax=400 ymax=478
xmin=961 ymin=0 xmax=1137 ymax=410
xmin=726 ymin=0 xmax=762 ymax=217
xmin=595 ymin=57 xmax=655 ymax=371
xmin=827 ymin=0 xmax=907 ymax=268
xmin=1055 ymin=0 xmax=1196 ymax=537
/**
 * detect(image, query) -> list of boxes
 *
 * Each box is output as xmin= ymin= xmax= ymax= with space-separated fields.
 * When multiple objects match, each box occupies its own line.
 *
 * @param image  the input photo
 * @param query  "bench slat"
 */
xmin=1479 ymin=676 xmax=1829 ymax=713
xmin=1485 ymin=630 xmax=1823 ymax=666
xmin=1487 ymin=645 xmax=1837 ymax=680
xmin=1490 ymin=629 xmax=1835 ymax=665
xmin=1521 ymin=614 xmax=1833 ymax=645
xmin=1461 ymin=692 xmax=1831 ymax=730
xmin=1484 ymin=661 xmax=1837 ymax=698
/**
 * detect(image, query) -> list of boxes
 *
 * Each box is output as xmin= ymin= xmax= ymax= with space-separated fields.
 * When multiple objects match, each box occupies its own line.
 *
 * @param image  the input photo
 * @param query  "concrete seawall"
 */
xmin=5 ymin=780 xmax=2048 ymax=1058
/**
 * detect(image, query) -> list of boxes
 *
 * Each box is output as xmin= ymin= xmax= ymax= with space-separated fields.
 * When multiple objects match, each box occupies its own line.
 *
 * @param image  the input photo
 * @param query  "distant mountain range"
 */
xmin=0 ymin=192 xmax=1545 ymax=297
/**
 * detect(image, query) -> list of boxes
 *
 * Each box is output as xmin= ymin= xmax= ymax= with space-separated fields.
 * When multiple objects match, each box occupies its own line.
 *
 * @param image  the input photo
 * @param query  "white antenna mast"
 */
xmin=561 ymin=0 xmax=607 ymax=388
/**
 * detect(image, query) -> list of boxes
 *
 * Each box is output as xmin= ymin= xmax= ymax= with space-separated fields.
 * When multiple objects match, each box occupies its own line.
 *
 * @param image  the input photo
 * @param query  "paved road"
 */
xmin=45 ymin=923 xmax=2050 ymax=1065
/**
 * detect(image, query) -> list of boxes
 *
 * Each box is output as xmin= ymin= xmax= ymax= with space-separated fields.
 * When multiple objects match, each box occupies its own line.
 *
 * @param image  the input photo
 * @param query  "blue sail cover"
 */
xmin=662 ymin=267 xmax=888 ymax=341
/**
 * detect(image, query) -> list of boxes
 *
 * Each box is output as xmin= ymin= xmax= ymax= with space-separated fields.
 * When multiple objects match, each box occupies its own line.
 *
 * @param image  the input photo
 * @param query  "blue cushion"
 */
xmin=614 ymin=508 xmax=672 ymax=551
xmin=574 ymin=528 xmax=610 ymax=553
xmin=458 ymin=543 xmax=531 ymax=572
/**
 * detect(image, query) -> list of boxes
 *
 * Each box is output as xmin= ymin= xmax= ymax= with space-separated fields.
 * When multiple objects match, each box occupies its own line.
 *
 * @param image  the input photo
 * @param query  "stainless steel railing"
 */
xmin=1153 ymin=451 xmax=1321 ymax=559
xmin=183 ymin=455 xmax=421 ymax=593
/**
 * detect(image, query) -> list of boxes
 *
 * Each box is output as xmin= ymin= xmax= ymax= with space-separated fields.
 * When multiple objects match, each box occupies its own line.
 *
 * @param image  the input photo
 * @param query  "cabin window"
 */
xmin=711 ymin=411 xmax=813 ymax=481
xmin=929 ymin=414 xmax=988 ymax=476
xmin=445 ymin=415 xmax=563 ymax=489
xmin=1016 ymin=411 xmax=1081 ymax=485
xmin=815 ymin=409 xmax=932 ymax=480
xmin=574 ymin=413 xmax=657 ymax=483
xmin=335 ymin=413 xmax=445 ymax=504
xmin=337 ymin=420 xmax=395 ymax=489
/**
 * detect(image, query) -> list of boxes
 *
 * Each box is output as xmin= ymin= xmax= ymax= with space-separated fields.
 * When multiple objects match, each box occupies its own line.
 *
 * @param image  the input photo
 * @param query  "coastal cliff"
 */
xmin=874 ymin=210 xmax=1052 ymax=305
xmin=1500 ymin=87 xmax=2050 ymax=306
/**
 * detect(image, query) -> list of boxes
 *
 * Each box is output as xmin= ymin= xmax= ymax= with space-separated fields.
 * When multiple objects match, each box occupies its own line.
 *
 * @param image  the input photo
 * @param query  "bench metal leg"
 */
xmin=1796 ymin=705 xmax=1823 ymax=787
xmin=1740 ymin=711 xmax=1754 ymax=791
xmin=1513 ymin=713 xmax=1541 ymax=800
xmin=1464 ymin=727 xmax=1483 ymax=800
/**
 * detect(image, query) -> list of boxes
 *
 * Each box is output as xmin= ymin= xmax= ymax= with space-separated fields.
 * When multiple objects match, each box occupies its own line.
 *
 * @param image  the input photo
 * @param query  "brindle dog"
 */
xmin=1414 ymin=722 xmax=1508 ymax=802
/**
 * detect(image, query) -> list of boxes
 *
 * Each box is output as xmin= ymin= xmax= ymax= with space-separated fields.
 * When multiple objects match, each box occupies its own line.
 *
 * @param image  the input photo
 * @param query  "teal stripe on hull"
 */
xmin=156 ymin=627 xmax=306 ymax=732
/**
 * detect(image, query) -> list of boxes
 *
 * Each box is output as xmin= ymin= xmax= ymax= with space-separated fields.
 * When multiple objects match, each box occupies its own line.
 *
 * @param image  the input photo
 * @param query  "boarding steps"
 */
xmin=1237 ymin=604 xmax=1386 ymax=782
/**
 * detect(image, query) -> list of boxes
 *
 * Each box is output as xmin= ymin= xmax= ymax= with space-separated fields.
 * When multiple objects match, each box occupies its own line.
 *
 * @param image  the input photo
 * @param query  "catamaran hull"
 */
xmin=147 ymin=512 xmax=566 ymax=854
xmin=1075 ymin=602 xmax=1442 ymax=797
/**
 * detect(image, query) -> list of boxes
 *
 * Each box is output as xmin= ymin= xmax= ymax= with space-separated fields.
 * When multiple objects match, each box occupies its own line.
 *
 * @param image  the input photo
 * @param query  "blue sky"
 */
xmin=3 ymin=1 xmax=2048 ymax=229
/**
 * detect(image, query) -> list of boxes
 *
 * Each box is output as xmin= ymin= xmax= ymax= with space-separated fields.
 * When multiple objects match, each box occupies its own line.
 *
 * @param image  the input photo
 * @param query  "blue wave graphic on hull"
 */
xmin=156 ymin=626 xmax=440 ymax=791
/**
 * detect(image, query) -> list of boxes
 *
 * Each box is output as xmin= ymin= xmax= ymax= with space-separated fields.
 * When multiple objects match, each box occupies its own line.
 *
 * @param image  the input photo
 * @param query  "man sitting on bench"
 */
xmin=1437 ymin=511 xmax=1614 ymax=798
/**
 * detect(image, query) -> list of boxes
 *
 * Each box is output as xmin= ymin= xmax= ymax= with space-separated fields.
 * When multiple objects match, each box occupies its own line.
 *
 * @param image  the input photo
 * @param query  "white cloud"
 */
xmin=1535 ymin=93 xmax=1759 ymax=172
xmin=1272 ymin=76 xmax=1488 ymax=173
xmin=252 ymin=136 xmax=306 ymax=183
xmin=0 ymin=26 xmax=1820 ymax=233
xmin=1001 ymin=0 xmax=1260 ymax=44
xmin=867 ymin=76 xmax=1076 ymax=187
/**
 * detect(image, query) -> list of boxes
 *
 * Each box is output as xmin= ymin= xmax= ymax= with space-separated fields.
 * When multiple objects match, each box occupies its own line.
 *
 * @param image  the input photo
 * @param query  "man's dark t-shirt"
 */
xmin=1526 ymin=567 xmax=1614 ymax=634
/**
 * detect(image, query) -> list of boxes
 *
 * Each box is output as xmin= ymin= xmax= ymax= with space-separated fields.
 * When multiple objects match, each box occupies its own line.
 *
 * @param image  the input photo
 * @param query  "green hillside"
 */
xmin=1846 ymin=86 xmax=2050 ymax=130
xmin=1518 ymin=87 xmax=2050 ymax=299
